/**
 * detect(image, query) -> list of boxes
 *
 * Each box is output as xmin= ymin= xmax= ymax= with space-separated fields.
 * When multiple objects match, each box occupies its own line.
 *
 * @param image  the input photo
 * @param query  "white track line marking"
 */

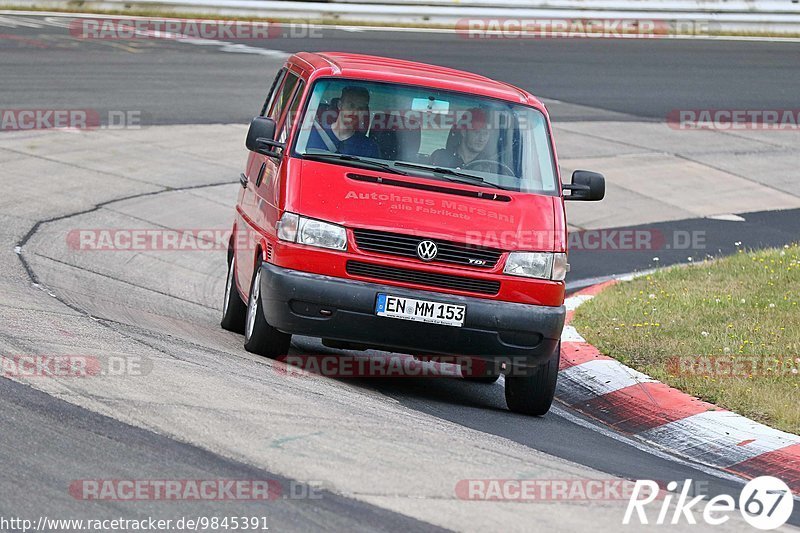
xmin=558 ymin=358 xmax=658 ymax=404
xmin=0 ymin=13 xmax=291 ymax=57
xmin=550 ymin=403 xmax=755 ymax=488
xmin=560 ymin=325 xmax=586 ymax=342
xmin=707 ymin=213 xmax=746 ymax=222
xmin=564 ymin=294 xmax=594 ymax=311
xmin=639 ymin=410 xmax=800 ymax=468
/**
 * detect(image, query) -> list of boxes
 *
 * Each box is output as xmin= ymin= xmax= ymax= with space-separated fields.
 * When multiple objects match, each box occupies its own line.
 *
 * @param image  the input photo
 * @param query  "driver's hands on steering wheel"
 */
xmin=463 ymin=158 xmax=516 ymax=177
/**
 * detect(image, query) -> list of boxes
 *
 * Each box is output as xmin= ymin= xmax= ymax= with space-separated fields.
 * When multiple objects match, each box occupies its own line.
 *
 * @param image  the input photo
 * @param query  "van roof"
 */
xmin=291 ymin=52 xmax=544 ymax=109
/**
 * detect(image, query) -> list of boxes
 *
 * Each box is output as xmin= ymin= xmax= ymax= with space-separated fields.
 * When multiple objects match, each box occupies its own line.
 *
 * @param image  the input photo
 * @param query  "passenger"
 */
xmin=430 ymin=108 xmax=491 ymax=168
xmin=307 ymin=86 xmax=380 ymax=158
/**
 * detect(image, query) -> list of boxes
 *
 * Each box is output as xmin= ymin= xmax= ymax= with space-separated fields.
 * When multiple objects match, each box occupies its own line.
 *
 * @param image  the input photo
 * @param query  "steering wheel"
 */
xmin=463 ymin=159 xmax=516 ymax=177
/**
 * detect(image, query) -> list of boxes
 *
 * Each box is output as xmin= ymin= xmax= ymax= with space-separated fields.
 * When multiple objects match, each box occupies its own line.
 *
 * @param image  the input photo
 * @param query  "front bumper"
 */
xmin=259 ymin=263 xmax=565 ymax=366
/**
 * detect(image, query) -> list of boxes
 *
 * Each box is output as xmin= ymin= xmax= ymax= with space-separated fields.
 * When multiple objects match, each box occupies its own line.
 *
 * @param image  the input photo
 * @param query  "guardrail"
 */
xmin=336 ymin=0 xmax=800 ymax=14
xmin=4 ymin=0 xmax=800 ymax=35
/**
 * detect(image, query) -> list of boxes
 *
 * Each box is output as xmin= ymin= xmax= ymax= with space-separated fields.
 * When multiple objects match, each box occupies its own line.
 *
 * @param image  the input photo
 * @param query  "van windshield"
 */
xmin=293 ymin=78 xmax=558 ymax=194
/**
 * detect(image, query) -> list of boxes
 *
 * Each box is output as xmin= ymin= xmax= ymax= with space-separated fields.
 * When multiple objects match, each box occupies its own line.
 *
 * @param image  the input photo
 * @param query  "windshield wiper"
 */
xmin=394 ymin=162 xmax=507 ymax=190
xmin=302 ymin=153 xmax=407 ymax=176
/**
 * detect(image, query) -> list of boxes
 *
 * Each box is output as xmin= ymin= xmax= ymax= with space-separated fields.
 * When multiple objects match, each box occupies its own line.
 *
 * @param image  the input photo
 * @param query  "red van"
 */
xmin=221 ymin=52 xmax=604 ymax=415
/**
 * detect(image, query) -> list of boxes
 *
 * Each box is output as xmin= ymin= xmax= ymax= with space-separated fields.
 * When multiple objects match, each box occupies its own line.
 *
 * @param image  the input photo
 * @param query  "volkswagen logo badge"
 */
xmin=416 ymin=240 xmax=438 ymax=261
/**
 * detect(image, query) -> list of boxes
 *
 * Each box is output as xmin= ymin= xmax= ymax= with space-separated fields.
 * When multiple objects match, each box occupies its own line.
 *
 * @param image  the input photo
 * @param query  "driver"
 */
xmin=430 ymin=108 xmax=491 ymax=168
xmin=307 ymin=85 xmax=380 ymax=158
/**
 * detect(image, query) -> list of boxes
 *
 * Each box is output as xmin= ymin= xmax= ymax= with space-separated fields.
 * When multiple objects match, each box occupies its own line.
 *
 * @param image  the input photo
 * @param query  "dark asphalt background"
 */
xmin=2 ymin=13 xmax=799 ymax=529
xmin=0 ymin=377 xmax=448 ymax=533
xmin=2 ymin=18 xmax=800 ymax=123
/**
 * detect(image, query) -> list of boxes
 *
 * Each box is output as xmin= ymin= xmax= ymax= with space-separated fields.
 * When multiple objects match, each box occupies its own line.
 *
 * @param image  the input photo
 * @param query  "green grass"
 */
xmin=572 ymin=244 xmax=800 ymax=435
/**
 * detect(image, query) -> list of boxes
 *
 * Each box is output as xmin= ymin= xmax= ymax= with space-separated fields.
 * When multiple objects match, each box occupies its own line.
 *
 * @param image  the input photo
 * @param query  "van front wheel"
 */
xmin=243 ymin=263 xmax=291 ymax=358
xmin=221 ymin=255 xmax=247 ymax=333
xmin=504 ymin=341 xmax=560 ymax=416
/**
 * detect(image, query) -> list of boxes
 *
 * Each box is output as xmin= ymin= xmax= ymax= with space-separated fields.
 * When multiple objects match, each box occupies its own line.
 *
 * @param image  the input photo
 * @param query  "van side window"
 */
xmin=260 ymin=68 xmax=286 ymax=116
xmin=277 ymin=81 xmax=306 ymax=144
xmin=267 ymin=71 xmax=300 ymax=122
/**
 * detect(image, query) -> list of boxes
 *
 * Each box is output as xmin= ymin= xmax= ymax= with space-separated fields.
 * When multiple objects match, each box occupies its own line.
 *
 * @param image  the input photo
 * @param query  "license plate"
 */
xmin=375 ymin=293 xmax=465 ymax=327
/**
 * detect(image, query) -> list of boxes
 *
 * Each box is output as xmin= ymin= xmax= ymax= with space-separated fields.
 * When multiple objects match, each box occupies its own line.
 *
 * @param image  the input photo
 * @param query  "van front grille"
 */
xmin=353 ymin=228 xmax=502 ymax=268
xmin=346 ymin=260 xmax=500 ymax=295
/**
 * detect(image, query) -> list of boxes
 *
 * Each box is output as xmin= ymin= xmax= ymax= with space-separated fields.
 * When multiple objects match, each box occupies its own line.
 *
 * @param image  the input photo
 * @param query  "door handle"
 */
xmin=255 ymin=162 xmax=267 ymax=187
xmin=239 ymin=173 xmax=248 ymax=188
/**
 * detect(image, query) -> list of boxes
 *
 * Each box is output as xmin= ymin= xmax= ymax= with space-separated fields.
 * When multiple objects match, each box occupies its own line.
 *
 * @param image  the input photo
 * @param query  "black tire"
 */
xmin=461 ymin=358 xmax=500 ymax=384
xmin=243 ymin=261 xmax=291 ymax=358
xmin=220 ymin=254 xmax=247 ymax=333
xmin=504 ymin=341 xmax=560 ymax=416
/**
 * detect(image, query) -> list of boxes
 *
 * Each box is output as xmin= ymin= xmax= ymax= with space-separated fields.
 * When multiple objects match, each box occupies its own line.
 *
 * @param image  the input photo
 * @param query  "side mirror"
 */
xmin=245 ymin=116 xmax=285 ymax=158
xmin=563 ymin=170 xmax=605 ymax=201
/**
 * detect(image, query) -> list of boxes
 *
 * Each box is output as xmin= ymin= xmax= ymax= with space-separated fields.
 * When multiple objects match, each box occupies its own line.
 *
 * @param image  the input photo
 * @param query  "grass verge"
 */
xmin=572 ymin=244 xmax=800 ymax=435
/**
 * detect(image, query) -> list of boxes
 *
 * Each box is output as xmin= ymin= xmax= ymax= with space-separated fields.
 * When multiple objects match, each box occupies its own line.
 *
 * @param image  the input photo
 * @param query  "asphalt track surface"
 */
xmin=2 ymin=15 xmax=800 ymax=124
xmin=1 ymin=13 xmax=800 ymax=530
xmin=0 ymin=377 xmax=445 ymax=532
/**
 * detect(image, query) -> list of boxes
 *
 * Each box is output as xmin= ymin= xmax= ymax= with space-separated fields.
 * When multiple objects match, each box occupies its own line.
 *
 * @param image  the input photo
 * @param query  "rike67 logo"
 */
xmin=624 ymin=477 xmax=794 ymax=529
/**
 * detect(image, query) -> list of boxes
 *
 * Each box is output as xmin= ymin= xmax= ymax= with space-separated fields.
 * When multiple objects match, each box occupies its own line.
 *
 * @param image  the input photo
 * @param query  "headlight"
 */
xmin=276 ymin=212 xmax=347 ymax=251
xmin=503 ymin=252 xmax=568 ymax=281
xmin=276 ymin=212 xmax=299 ymax=242
xmin=551 ymin=252 xmax=569 ymax=281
